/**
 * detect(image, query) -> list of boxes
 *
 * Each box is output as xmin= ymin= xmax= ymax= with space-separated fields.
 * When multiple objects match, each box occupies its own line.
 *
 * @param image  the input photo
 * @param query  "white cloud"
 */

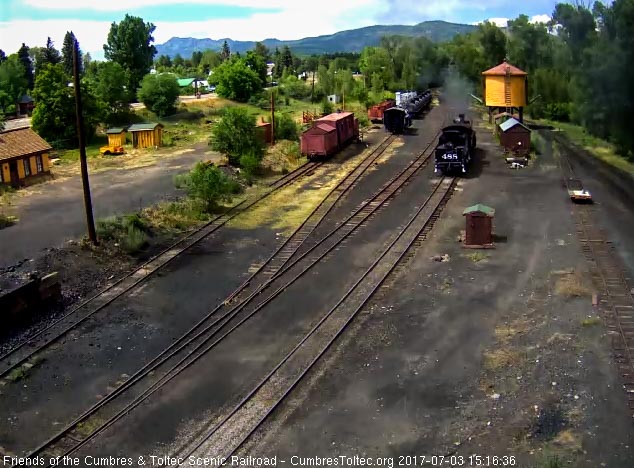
xmin=530 ymin=14 xmax=551 ymax=24
xmin=476 ymin=14 xmax=551 ymax=28
xmin=23 ymin=0 xmax=306 ymax=10
xmin=2 ymin=0 xmax=381 ymax=58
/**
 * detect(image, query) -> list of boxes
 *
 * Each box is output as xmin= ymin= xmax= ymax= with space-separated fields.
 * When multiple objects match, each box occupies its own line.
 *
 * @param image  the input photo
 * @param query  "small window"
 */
xmin=23 ymin=159 xmax=31 ymax=177
xmin=36 ymin=155 xmax=43 ymax=173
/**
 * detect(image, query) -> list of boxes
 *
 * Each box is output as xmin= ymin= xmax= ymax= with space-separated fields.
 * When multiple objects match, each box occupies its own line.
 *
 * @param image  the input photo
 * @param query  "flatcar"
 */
xmin=300 ymin=111 xmax=359 ymax=159
xmin=368 ymin=99 xmax=395 ymax=123
xmin=434 ymin=115 xmax=477 ymax=175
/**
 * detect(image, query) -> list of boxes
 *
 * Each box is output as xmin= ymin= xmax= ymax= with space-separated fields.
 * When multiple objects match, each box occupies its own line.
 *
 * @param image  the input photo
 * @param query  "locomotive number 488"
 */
xmin=442 ymin=153 xmax=458 ymax=160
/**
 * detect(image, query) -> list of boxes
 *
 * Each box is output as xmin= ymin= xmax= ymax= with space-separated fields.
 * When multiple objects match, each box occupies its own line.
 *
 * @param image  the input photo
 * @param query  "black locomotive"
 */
xmin=434 ymin=114 xmax=477 ymax=175
xmin=383 ymin=90 xmax=433 ymax=134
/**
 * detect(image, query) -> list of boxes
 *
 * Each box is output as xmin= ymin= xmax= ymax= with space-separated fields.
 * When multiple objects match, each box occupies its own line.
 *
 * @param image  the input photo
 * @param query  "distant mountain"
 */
xmin=156 ymin=21 xmax=476 ymax=58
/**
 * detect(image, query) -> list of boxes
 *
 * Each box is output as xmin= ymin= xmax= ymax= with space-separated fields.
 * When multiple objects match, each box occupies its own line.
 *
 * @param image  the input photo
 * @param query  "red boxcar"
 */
xmin=301 ymin=111 xmax=359 ymax=159
xmin=368 ymin=99 xmax=395 ymax=122
xmin=301 ymin=124 xmax=339 ymax=157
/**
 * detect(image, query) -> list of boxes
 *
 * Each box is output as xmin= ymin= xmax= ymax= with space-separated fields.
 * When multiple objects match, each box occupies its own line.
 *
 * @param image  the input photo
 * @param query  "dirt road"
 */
xmin=0 ymin=145 xmax=212 ymax=267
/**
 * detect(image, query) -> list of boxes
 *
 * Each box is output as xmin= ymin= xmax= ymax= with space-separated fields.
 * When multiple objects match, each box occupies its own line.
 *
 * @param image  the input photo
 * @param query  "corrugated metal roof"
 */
xmin=305 ymin=124 xmax=336 ymax=134
xmin=316 ymin=112 xmax=354 ymax=122
xmin=0 ymin=127 xmax=52 ymax=162
xmin=463 ymin=204 xmax=495 ymax=216
xmin=499 ymin=117 xmax=530 ymax=133
xmin=482 ymin=61 xmax=527 ymax=76
xmin=128 ymin=123 xmax=163 ymax=132
xmin=18 ymin=95 xmax=33 ymax=104
xmin=177 ymin=78 xmax=196 ymax=87
xmin=106 ymin=127 xmax=126 ymax=134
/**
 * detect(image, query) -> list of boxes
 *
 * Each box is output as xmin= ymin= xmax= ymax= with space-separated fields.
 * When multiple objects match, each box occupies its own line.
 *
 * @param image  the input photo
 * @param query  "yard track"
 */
xmin=0 ymin=160 xmax=323 ymax=378
xmin=26 ymin=128 xmax=442 ymax=463
xmin=557 ymin=134 xmax=634 ymax=418
xmin=18 ymin=133 xmax=398 ymax=461
xmin=178 ymin=176 xmax=457 ymax=461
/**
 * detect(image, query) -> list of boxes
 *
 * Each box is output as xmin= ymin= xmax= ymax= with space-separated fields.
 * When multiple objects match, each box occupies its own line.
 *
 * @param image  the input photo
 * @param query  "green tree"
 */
xmin=177 ymin=162 xmax=241 ymax=212
xmin=211 ymin=57 xmax=262 ymax=102
xmin=104 ymin=14 xmax=157 ymax=98
xmin=221 ymin=41 xmax=231 ymax=62
xmin=157 ymin=54 xmax=172 ymax=68
xmin=210 ymin=106 xmax=264 ymax=166
xmin=17 ymin=43 xmax=33 ymax=89
xmin=89 ymin=61 xmax=130 ymax=124
xmin=62 ymin=31 xmax=79 ymax=77
xmin=173 ymin=54 xmax=184 ymax=68
xmin=32 ymin=63 xmax=99 ymax=147
xmin=0 ymin=55 xmax=27 ymax=113
xmin=254 ymin=42 xmax=270 ymax=61
xmin=191 ymin=51 xmax=203 ymax=68
xmin=244 ymin=50 xmax=267 ymax=85
xmin=478 ymin=21 xmax=507 ymax=68
xmin=137 ymin=73 xmax=180 ymax=117
xmin=43 ymin=37 xmax=61 ymax=66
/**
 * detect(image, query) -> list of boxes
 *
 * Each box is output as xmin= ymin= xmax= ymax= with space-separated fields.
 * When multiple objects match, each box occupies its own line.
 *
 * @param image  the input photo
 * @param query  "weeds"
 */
xmin=465 ymin=252 xmax=489 ymax=263
xmin=0 ymin=213 xmax=17 ymax=229
xmin=552 ymin=270 xmax=592 ymax=298
xmin=96 ymin=213 xmax=150 ymax=255
xmin=581 ymin=317 xmax=602 ymax=327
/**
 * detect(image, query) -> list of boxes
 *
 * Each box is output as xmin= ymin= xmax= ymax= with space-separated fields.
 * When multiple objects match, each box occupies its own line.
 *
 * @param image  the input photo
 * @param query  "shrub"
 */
xmin=96 ymin=213 xmax=150 ymax=254
xmin=275 ymin=113 xmax=299 ymax=141
xmin=239 ymin=150 xmax=262 ymax=183
xmin=211 ymin=107 xmax=265 ymax=166
xmin=177 ymin=162 xmax=241 ymax=212
xmin=322 ymin=98 xmax=334 ymax=115
xmin=282 ymin=76 xmax=311 ymax=100
xmin=137 ymin=74 xmax=180 ymax=117
xmin=0 ymin=213 xmax=16 ymax=229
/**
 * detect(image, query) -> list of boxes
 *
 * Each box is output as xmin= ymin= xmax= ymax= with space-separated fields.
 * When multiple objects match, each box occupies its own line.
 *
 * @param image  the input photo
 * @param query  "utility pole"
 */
xmin=270 ymin=89 xmax=275 ymax=146
xmin=73 ymin=38 xmax=97 ymax=244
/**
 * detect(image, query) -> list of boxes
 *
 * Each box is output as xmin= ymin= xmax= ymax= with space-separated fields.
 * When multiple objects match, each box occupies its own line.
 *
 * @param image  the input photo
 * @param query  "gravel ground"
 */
xmin=239 ymin=116 xmax=634 ymax=467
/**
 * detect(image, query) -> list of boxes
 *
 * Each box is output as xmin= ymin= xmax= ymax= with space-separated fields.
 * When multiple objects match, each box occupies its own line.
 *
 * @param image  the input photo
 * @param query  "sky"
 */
xmin=0 ymin=0 xmax=559 ymax=59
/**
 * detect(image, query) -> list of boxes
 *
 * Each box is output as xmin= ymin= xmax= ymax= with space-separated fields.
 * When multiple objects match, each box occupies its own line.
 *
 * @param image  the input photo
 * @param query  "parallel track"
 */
xmin=0 ymin=160 xmax=323 ymax=378
xmin=179 ymin=176 xmax=457 ymax=461
xmin=556 ymin=134 xmax=634 ymax=418
xmin=20 ymin=133 xmax=398 ymax=461
xmin=28 ymin=129 xmax=442 ymax=462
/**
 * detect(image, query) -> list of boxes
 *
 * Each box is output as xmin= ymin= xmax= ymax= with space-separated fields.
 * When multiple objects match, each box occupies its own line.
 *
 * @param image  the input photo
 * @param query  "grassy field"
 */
xmin=48 ymin=94 xmax=371 ymax=179
xmin=536 ymin=119 xmax=634 ymax=175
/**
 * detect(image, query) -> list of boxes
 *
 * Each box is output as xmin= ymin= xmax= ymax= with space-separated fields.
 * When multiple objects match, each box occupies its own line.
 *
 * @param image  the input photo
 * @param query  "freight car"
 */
xmin=368 ymin=99 xmax=395 ymax=123
xmin=301 ymin=111 xmax=359 ymax=159
xmin=434 ymin=115 xmax=477 ymax=175
xmin=383 ymin=107 xmax=412 ymax=134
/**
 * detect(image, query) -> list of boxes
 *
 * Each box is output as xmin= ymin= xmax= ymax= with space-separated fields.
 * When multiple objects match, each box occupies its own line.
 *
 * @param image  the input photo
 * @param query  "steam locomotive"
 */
xmin=434 ymin=114 xmax=477 ymax=175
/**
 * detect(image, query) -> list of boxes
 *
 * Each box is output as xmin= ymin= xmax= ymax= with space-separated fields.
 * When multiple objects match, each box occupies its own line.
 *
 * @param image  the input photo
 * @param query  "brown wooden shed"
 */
xmin=499 ymin=118 xmax=531 ymax=155
xmin=256 ymin=121 xmax=273 ymax=145
xmin=128 ymin=123 xmax=163 ymax=149
xmin=463 ymin=204 xmax=495 ymax=248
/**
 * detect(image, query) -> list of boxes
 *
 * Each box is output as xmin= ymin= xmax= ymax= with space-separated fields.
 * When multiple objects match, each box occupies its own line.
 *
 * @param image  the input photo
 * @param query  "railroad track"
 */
xmin=0 ymin=160 xmax=326 ymax=379
xmin=556 ymin=135 xmax=634 ymax=418
xmin=24 ymin=129 xmax=442 ymax=463
xmin=178 ymin=176 xmax=458 ymax=461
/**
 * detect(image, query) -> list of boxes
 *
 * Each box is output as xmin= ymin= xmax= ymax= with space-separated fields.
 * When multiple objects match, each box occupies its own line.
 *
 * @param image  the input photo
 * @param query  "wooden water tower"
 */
xmin=482 ymin=61 xmax=528 ymax=123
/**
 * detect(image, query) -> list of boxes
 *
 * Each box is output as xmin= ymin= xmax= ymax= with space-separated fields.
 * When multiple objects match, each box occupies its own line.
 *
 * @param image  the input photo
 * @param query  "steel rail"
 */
xmin=0 ymin=160 xmax=323 ymax=377
xmin=181 ymin=177 xmax=457 ymax=461
xmin=31 ymin=130 xmax=440 ymax=462
xmin=25 ymin=134 xmax=399 ymax=460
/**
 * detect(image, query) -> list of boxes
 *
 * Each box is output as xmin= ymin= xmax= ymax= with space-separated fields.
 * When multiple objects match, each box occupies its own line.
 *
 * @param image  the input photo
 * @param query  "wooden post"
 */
xmin=270 ymin=90 xmax=275 ymax=145
xmin=73 ymin=39 xmax=97 ymax=244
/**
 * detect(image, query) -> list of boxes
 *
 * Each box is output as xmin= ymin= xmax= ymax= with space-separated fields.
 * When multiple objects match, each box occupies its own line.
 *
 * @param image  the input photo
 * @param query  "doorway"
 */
xmin=8 ymin=161 xmax=19 ymax=188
